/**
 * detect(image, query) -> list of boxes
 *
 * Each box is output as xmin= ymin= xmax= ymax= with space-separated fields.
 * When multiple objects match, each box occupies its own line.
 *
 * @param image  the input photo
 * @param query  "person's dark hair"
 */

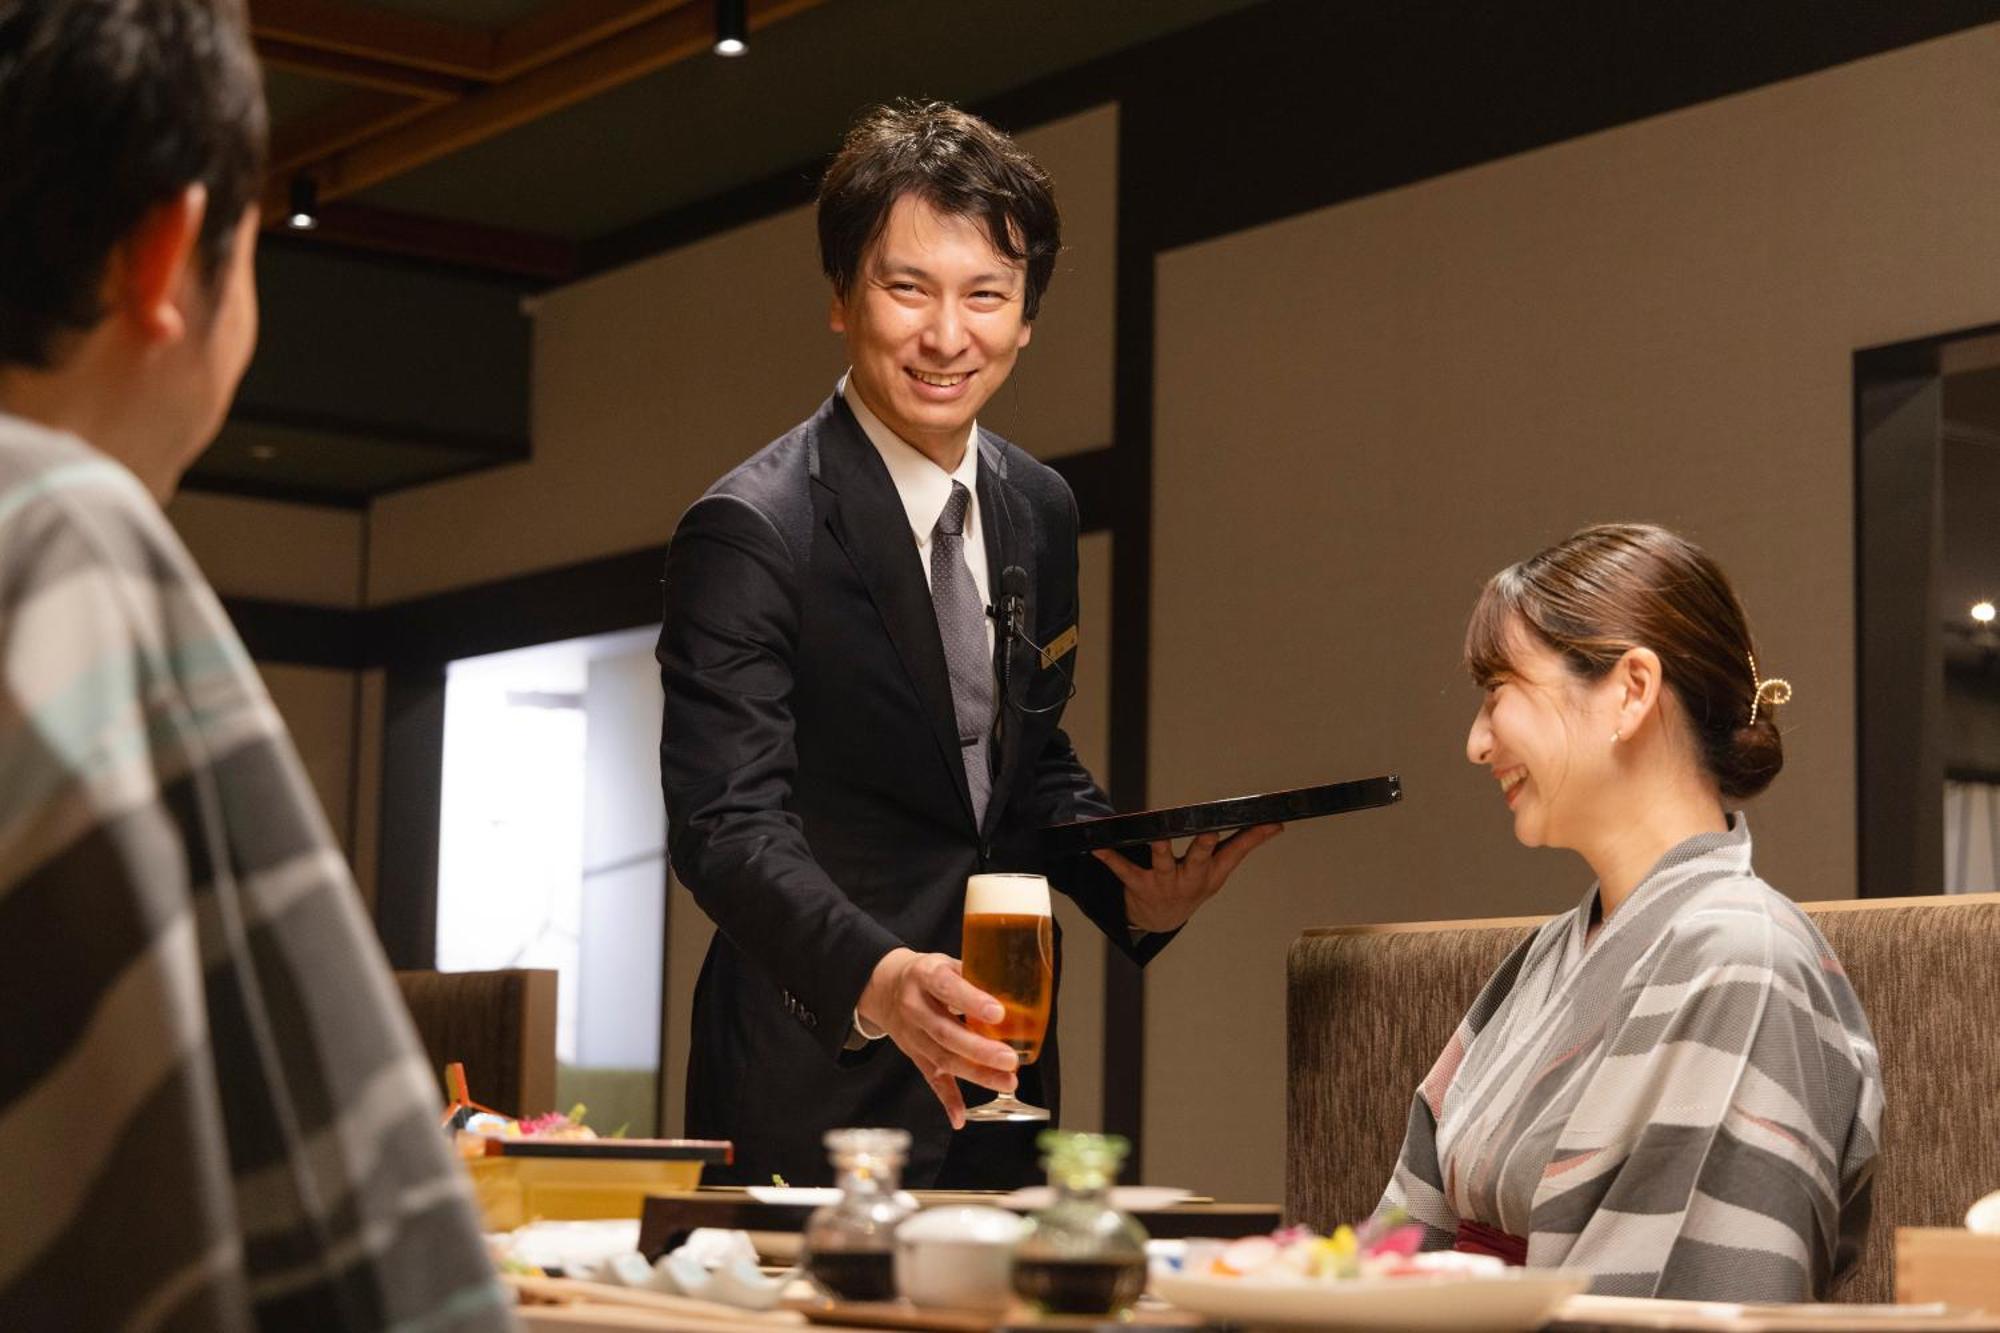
xmin=817 ymin=100 xmax=1060 ymax=321
xmin=1464 ymin=523 xmax=1785 ymax=801
xmin=0 ymin=0 xmax=267 ymax=369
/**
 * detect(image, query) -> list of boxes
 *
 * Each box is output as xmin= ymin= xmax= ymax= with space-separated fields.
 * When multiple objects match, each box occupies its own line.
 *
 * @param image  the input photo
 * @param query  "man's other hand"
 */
xmin=857 ymin=947 xmax=1019 ymax=1129
xmin=1093 ymin=823 xmax=1283 ymax=934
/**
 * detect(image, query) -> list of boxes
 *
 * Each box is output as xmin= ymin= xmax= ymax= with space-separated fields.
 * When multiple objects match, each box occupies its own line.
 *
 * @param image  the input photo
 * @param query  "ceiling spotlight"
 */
xmin=1975 ymin=601 xmax=1997 ymax=625
xmin=713 ymin=0 xmax=747 ymax=55
xmin=286 ymin=175 xmax=319 ymax=231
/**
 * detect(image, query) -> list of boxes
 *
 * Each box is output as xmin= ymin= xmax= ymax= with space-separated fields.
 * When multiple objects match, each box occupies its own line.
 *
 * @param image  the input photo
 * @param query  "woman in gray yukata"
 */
xmin=1379 ymin=523 xmax=1882 ymax=1302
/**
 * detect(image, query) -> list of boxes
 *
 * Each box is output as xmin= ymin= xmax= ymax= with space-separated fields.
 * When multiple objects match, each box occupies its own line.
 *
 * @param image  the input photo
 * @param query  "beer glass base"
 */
xmin=962 ymin=1093 xmax=1051 ymax=1123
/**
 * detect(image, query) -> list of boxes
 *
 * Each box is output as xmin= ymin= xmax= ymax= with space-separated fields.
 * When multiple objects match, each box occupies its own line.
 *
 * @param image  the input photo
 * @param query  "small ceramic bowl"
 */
xmin=894 ymin=1206 xmax=1028 ymax=1311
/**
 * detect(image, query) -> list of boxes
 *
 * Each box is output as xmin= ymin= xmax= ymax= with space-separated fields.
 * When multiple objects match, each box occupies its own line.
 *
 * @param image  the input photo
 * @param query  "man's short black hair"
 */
xmin=817 ymin=100 xmax=1060 ymax=322
xmin=0 ymin=0 xmax=267 ymax=369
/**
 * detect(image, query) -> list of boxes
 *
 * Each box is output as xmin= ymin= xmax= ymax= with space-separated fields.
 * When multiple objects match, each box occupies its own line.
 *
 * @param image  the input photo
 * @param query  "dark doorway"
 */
xmin=1855 ymin=327 xmax=2000 ymax=896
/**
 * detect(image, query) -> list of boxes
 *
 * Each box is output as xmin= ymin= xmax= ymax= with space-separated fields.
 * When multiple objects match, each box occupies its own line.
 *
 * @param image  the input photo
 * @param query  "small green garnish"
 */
xmin=771 ymin=1173 xmax=788 ymax=1187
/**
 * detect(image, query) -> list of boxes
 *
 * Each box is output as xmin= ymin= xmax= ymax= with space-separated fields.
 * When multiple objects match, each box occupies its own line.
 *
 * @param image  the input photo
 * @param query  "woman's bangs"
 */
xmin=1464 ymin=572 xmax=1524 ymax=685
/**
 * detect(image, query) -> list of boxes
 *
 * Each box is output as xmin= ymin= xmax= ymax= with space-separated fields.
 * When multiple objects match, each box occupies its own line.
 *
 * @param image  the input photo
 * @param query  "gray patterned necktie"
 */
xmin=931 ymin=482 xmax=993 ymax=825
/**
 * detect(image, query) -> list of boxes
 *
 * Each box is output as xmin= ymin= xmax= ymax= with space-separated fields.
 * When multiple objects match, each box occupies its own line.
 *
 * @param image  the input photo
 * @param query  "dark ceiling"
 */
xmin=191 ymin=0 xmax=1261 ymax=504
xmin=333 ymin=0 xmax=1264 ymax=240
xmin=257 ymin=0 xmax=1261 ymax=264
xmin=193 ymin=0 xmax=2000 ymax=507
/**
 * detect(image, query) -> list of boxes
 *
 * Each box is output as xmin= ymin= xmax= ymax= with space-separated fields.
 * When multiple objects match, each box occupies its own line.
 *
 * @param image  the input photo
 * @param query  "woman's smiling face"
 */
xmin=1466 ymin=616 xmax=1616 ymax=850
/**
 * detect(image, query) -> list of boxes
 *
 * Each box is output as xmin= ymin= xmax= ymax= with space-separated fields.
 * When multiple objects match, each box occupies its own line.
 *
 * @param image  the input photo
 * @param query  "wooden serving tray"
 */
xmin=1896 ymin=1228 xmax=2000 ymax=1309
xmin=638 ymin=1189 xmax=1279 ymax=1261
xmin=483 ymin=1137 xmax=733 ymax=1162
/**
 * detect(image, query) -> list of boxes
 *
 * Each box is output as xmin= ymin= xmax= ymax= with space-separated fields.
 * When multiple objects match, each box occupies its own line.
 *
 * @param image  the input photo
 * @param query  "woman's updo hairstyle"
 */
xmin=1463 ymin=523 xmax=1785 ymax=801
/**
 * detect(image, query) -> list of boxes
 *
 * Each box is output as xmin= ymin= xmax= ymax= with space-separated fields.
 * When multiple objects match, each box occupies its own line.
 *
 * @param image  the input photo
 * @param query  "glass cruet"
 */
xmin=801 ymin=1127 xmax=917 ymax=1302
xmin=1011 ymin=1130 xmax=1150 ymax=1315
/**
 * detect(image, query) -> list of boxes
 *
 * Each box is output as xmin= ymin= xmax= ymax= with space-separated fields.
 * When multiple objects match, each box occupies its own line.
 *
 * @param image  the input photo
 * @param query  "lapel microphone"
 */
xmin=988 ymin=566 xmax=1075 ymax=719
xmin=990 ymin=566 xmax=1029 ymax=742
xmin=997 ymin=565 xmax=1030 ymax=640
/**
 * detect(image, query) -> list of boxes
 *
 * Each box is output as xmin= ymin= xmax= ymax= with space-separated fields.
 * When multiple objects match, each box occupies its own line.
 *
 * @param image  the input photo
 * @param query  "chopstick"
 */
xmin=507 ymin=1274 xmax=805 ymax=1326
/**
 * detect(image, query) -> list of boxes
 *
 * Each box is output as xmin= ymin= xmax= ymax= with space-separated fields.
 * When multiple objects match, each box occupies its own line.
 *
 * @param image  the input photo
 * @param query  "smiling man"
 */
xmin=658 ymin=102 xmax=1275 ymax=1188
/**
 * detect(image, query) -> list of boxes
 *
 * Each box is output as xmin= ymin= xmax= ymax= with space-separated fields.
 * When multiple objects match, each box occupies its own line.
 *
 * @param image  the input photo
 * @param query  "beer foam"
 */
xmin=965 ymin=873 xmax=1050 ymax=916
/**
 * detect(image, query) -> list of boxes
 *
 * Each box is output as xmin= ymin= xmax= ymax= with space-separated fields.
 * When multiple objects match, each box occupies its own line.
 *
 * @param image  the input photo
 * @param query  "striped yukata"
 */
xmin=1380 ymin=816 xmax=1883 ymax=1302
xmin=0 ymin=416 xmax=512 ymax=1331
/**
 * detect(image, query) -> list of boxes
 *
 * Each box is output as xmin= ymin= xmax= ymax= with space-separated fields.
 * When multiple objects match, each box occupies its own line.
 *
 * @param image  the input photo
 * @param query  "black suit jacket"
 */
xmin=658 ymin=392 xmax=1166 ymax=1188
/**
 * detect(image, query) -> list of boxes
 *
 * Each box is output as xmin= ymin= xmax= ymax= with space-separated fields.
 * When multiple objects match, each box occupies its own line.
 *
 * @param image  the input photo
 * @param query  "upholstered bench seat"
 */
xmin=1286 ymin=894 xmax=2000 ymax=1303
xmin=394 ymin=967 xmax=557 ymax=1119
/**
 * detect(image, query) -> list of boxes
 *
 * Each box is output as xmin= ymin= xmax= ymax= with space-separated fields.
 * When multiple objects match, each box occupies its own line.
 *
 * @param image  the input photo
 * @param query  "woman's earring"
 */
xmin=1610 ymin=731 xmax=1622 ymax=744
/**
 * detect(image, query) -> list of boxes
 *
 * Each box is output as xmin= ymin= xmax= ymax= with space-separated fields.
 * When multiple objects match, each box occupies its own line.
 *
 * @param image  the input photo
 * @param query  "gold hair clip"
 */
xmin=1747 ymin=653 xmax=1793 ymax=727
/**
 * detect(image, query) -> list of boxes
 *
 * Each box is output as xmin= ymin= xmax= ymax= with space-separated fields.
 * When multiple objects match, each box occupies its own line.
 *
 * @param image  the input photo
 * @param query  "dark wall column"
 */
xmin=376 ymin=663 xmax=449 ymax=967
xmin=1097 ymin=98 xmax=1161 ymax=1175
xmin=1855 ymin=342 xmax=1946 ymax=897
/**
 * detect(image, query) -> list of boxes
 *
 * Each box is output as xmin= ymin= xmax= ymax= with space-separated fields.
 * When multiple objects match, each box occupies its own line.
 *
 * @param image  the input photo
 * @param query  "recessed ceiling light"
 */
xmin=286 ymin=175 xmax=319 ymax=231
xmin=248 ymin=444 xmax=279 ymax=462
xmin=714 ymin=0 xmax=746 ymax=55
xmin=1974 ymin=601 xmax=1997 ymax=624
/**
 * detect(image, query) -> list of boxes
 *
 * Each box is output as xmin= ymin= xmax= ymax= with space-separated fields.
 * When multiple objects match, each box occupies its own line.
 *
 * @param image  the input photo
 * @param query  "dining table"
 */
xmin=635 ymin=1188 xmax=1285 ymax=1263
xmin=513 ymin=1273 xmax=2000 ymax=1333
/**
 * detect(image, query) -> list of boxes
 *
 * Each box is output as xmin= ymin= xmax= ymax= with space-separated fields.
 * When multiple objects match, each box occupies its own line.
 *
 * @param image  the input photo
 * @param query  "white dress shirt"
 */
xmin=840 ymin=373 xmax=998 ymax=1044
xmin=840 ymin=373 xmax=996 ymax=655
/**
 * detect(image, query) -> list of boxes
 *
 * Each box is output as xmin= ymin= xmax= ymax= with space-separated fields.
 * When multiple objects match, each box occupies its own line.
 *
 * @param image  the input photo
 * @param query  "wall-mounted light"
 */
xmin=1975 ymin=600 xmax=1997 ymax=625
xmin=286 ymin=175 xmax=319 ymax=231
xmin=713 ymin=0 xmax=747 ymax=56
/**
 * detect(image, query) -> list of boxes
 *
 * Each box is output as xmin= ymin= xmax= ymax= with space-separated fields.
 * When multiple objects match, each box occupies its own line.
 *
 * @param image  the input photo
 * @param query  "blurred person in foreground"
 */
xmin=1379 ymin=523 xmax=1882 ymax=1301
xmin=0 ymin=2 xmax=509 ymax=1327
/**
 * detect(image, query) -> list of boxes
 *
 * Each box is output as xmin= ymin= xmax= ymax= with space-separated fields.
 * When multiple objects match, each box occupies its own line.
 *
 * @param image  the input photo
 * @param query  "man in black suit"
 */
xmin=658 ymin=102 xmax=1278 ymax=1189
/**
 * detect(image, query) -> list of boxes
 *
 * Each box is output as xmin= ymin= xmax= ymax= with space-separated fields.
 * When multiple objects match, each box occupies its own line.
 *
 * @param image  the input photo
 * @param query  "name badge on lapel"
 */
xmin=1039 ymin=624 xmax=1078 ymax=670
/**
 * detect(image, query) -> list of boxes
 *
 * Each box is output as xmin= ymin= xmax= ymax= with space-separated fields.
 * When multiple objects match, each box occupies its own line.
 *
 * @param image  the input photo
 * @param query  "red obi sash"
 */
xmin=1452 ymin=1219 xmax=1527 ymax=1266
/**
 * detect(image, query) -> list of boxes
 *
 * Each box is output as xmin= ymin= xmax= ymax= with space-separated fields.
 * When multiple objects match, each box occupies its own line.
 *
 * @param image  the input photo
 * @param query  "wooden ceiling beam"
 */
xmin=309 ymin=0 xmax=826 ymax=202
xmin=492 ymin=0 xmax=696 ymax=81
xmin=258 ymin=0 xmax=822 ymax=277
xmin=260 ymin=3 xmax=683 ymax=173
xmin=270 ymin=90 xmax=436 ymax=176
xmin=264 ymin=200 xmax=579 ymax=281
xmin=250 ymin=0 xmax=496 ymax=79
xmin=255 ymin=37 xmax=475 ymax=101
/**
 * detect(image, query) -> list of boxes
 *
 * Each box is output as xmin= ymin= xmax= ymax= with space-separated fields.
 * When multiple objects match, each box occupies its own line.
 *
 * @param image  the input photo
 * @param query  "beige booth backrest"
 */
xmin=1286 ymin=894 xmax=2000 ymax=1305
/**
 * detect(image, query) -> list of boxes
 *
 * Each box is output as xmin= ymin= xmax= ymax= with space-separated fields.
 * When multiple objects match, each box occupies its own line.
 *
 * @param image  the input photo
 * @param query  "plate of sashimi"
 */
xmin=1150 ymin=1222 xmax=1588 ymax=1332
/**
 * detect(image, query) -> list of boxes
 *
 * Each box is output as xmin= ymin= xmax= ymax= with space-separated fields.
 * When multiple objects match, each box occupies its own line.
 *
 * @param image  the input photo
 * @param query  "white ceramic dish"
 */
xmin=894 ymin=1206 xmax=1028 ymax=1311
xmin=1150 ymin=1267 xmax=1590 ymax=1332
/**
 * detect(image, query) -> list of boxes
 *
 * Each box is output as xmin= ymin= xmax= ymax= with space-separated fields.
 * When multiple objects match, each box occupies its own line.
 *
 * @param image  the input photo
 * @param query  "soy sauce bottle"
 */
xmin=802 ymin=1128 xmax=916 ymax=1302
xmin=1011 ymin=1131 xmax=1150 ymax=1315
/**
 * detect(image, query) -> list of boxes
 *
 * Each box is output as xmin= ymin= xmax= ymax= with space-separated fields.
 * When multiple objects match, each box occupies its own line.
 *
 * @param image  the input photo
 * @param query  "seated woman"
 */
xmin=1379 ymin=523 xmax=1882 ymax=1302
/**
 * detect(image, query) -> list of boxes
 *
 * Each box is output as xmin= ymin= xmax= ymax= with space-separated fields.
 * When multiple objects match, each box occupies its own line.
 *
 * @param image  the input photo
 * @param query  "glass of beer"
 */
xmin=960 ymin=873 xmax=1055 ymax=1123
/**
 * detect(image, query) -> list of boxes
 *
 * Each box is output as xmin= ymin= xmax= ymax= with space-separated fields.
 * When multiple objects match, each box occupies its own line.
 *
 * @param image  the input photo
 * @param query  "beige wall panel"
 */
xmin=167 ymin=491 xmax=365 ymax=607
xmin=370 ymin=205 xmax=836 ymax=605
xmin=1145 ymin=24 xmax=2000 ymax=1203
xmin=365 ymin=106 xmax=1118 ymax=605
xmin=260 ymin=663 xmax=356 ymax=852
xmin=983 ymin=105 xmax=1118 ymax=460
